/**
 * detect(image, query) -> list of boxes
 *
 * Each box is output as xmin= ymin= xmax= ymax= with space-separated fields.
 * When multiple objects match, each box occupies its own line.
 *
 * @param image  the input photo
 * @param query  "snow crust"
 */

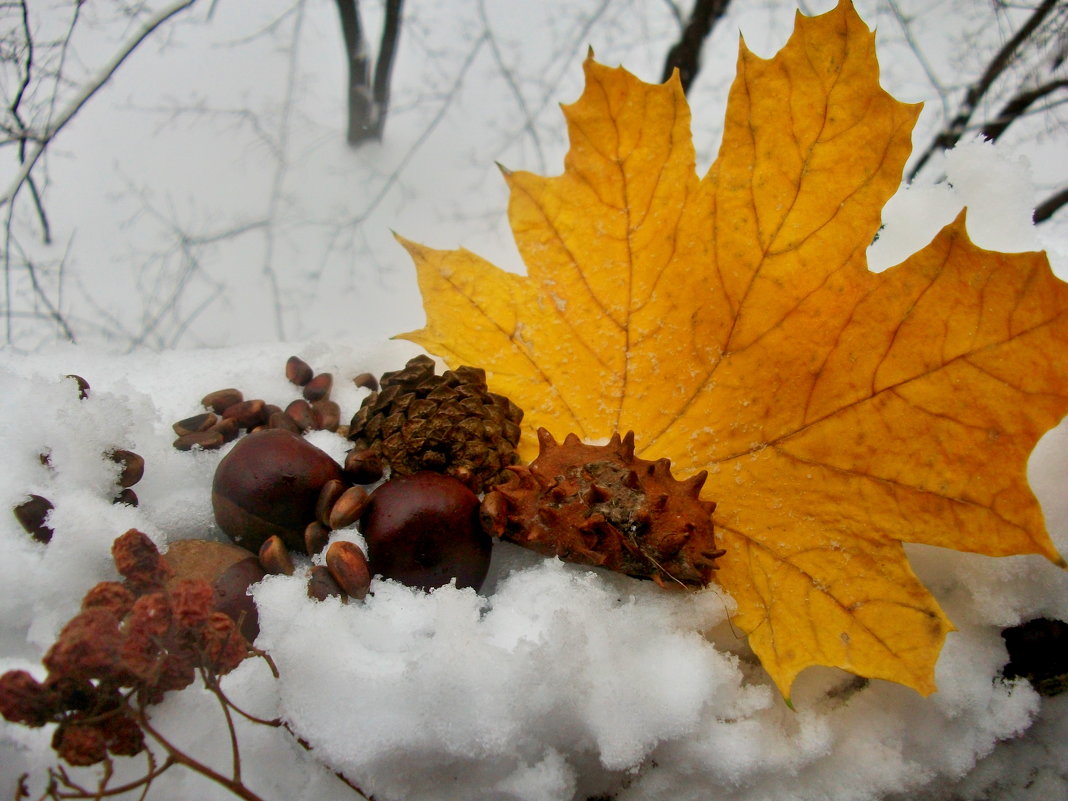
xmin=2 ymin=133 xmax=1068 ymax=801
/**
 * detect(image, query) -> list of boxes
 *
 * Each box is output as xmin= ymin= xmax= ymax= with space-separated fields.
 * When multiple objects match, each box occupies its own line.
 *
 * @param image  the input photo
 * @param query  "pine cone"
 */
xmin=481 ymin=429 xmax=723 ymax=588
xmin=347 ymin=355 xmax=524 ymax=493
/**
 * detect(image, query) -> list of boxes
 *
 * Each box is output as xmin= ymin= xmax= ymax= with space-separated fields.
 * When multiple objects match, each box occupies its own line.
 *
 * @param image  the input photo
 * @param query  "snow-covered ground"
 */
xmin=2 ymin=1 xmax=1068 ymax=799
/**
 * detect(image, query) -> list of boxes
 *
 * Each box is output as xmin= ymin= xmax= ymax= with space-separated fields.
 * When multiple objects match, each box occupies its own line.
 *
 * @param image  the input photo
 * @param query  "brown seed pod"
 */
xmin=285 ymin=399 xmax=315 ymax=431
xmin=304 ymin=521 xmax=331 ymax=556
xmin=316 ymin=479 xmax=348 ymax=527
xmin=325 ymin=541 xmax=371 ymax=600
xmin=307 ymin=565 xmax=345 ymax=602
xmin=268 ymin=411 xmax=302 ymax=434
xmin=360 ymin=472 xmax=490 ymax=592
xmin=258 ymin=535 xmax=295 ymax=576
xmin=113 ymin=488 xmax=138 ymax=507
xmin=65 ymin=374 xmax=90 ymax=400
xmin=108 ymin=450 xmax=144 ymax=488
xmin=353 ymin=372 xmax=379 ymax=392
xmin=173 ymin=412 xmax=218 ymax=437
xmin=173 ymin=430 xmax=226 ymax=451
xmin=202 ymin=388 xmax=243 ymax=415
xmin=222 ymin=399 xmax=268 ymax=430
xmin=162 ymin=539 xmax=266 ymax=642
xmin=483 ymin=429 xmax=723 ymax=588
xmin=343 ymin=448 xmax=384 ymax=485
xmin=13 ymin=495 xmax=54 ymax=543
xmin=328 ymin=486 xmax=370 ymax=530
xmin=303 ymin=373 xmax=333 ymax=402
xmin=212 ymin=429 xmax=344 ymax=553
xmin=211 ymin=418 xmax=240 ymax=444
xmin=286 ymin=356 xmax=314 ymax=386
xmin=311 ymin=399 xmax=341 ymax=432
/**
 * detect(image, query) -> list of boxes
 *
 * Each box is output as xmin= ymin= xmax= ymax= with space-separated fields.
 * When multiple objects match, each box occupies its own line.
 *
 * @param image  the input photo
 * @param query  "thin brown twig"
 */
xmin=0 ymin=0 xmax=200 ymax=209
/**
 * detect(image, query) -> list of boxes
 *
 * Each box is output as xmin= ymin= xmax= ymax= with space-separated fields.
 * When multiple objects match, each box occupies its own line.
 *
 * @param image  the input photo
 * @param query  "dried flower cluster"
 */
xmin=0 ymin=529 xmax=250 ymax=767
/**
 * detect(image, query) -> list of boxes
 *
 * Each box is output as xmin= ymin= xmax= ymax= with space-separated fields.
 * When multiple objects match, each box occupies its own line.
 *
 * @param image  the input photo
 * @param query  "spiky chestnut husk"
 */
xmin=482 ymin=429 xmax=724 ymax=588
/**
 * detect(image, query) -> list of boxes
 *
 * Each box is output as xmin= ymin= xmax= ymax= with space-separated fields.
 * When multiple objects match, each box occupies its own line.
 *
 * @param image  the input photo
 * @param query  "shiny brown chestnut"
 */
xmin=212 ymin=428 xmax=344 ymax=553
xmin=360 ymin=472 xmax=490 ymax=592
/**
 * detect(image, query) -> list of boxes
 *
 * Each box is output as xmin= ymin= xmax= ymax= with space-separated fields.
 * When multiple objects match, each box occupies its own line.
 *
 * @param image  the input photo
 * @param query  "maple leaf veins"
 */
xmin=396 ymin=0 xmax=1068 ymax=698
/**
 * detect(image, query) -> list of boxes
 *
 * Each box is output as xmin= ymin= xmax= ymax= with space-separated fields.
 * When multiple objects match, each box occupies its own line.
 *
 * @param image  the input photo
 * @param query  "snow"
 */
xmin=2 ymin=0 xmax=1068 ymax=798
xmin=2 ymin=228 xmax=1068 ymax=798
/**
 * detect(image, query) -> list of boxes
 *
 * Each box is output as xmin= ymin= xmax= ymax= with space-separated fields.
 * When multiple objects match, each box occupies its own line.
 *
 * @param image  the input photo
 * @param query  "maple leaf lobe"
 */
xmin=397 ymin=0 xmax=1068 ymax=698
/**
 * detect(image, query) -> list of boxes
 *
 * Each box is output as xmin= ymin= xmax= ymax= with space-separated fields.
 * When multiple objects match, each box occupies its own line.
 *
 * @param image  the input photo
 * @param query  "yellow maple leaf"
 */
xmin=396 ymin=0 xmax=1068 ymax=698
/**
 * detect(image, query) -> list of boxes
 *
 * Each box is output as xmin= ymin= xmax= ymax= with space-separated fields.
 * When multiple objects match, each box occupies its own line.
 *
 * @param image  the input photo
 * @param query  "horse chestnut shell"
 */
xmin=162 ymin=539 xmax=266 ymax=642
xmin=212 ymin=428 xmax=344 ymax=553
xmin=360 ymin=472 xmax=491 ymax=592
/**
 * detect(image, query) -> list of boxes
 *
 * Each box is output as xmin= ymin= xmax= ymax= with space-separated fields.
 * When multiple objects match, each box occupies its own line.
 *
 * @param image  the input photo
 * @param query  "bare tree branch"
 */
xmin=0 ymin=0 xmax=199 ymax=209
xmin=336 ymin=0 xmax=405 ymax=146
xmin=661 ymin=0 xmax=732 ymax=92
xmin=980 ymin=78 xmax=1068 ymax=141
xmin=1034 ymin=185 xmax=1068 ymax=223
xmin=909 ymin=0 xmax=1061 ymax=180
xmin=372 ymin=0 xmax=403 ymax=135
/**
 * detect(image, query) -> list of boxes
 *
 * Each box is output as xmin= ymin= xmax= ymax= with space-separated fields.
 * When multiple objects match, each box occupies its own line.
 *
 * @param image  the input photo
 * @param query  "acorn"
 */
xmin=212 ymin=429 xmax=344 ymax=553
xmin=360 ymin=472 xmax=490 ymax=592
xmin=162 ymin=539 xmax=266 ymax=642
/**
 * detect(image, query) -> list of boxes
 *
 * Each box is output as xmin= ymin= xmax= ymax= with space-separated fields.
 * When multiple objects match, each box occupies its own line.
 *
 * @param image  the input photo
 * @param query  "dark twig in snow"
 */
xmin=661 ymin=0 xmax=733 ymax=92
xmin=980 ymin=78 xmax=1068 ymax=141
xmin=908 ymin=0 xmax=1061 ymax=180
xmin=1034 ymin=185 xmax=1068 ymax=222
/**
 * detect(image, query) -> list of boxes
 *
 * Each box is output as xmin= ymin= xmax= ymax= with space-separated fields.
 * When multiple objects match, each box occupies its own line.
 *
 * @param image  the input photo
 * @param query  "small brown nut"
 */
xmin=352 ymin=372 xmax=379 ymax=392
xmin=202 ymin=388 xmax=243 ymax=414
xmin=268 ymin=411 xmax=301 ymax=434
xmin=264 ymin=403 xmax=283 ymax=418
xmin=325 ymin=541 xmax=371 ymax=600
xmin=173 ymin=430 xmax=225 ymax=451
xmin=304 ymin=521 xmax=331 ymax=556
xmin=343 ymin=448 xmax=384 ymax=484
xmin=286 ymin=356 xmax=314 ymax=386
xmin=222 ymin=399 xmax=268 ymax=430
xmin=13 ymin=495 xmax=53 ymax=543
xmin=66 ymin=374 xmax=90 ymax=399
xmin=316 ymin=479 xmax=347 ymax=527
xmin=311 ymin=399 xmax=341 ymax=432
xmin=258 ymin=535 xmax=295 ymax=576
xmin=163 ymin=539 xmax=264 ymax=642
xmin=303 ymin=373 xmax=333 ymax=402
xmin=210 ymin=418 xmax=240 ymax=443
xmin=285 ymin=399 xmax=315 ymax=431
xmin=109 ymin=450 xmax=145 ymax=488
xmin=307 ymin=564 xmax=346 ymax=602
xmin=328 ymin=486 xmax=370 ymax=530
xmin=173 ymin=412 xmax=218 ymax=437
xmin=113 ymin=488 xmax=139 ymax=507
